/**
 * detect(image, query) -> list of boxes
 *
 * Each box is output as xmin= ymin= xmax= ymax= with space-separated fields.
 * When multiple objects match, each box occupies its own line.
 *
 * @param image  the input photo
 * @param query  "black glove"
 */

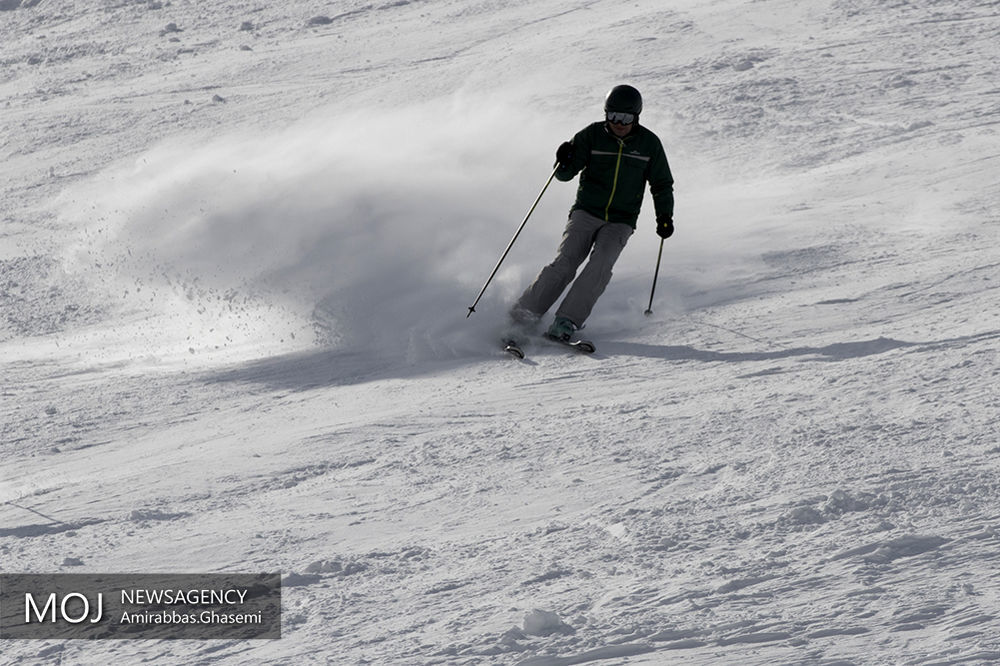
xmin=656 ymin=216 xmax=674 ymax=239
xmin=555 ymin=141 xmax=574 ymax=167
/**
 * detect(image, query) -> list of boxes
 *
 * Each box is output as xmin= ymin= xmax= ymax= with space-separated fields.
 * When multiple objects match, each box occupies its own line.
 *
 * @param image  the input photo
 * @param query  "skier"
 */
xmin=509 ymin=84 xmax=675 ymax=343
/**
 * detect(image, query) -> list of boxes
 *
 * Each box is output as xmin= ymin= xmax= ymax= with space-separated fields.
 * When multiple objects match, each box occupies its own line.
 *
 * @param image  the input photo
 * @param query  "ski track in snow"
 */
xmin=2 ymin=0 xmax=1000 ymax=664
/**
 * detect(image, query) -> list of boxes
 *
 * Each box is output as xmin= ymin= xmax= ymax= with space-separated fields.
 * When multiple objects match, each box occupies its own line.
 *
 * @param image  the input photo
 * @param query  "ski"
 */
xmin=543 ymin=334 xmax=596 ymax=354
xmin=501 ymin=335 xmax=596 ymax=359
xmin=502 ymin=339 xmax=525 ymax=359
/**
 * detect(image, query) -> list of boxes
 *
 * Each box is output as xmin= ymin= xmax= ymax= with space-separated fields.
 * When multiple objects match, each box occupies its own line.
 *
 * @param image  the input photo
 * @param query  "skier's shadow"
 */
xmin=201 ymin=347 xmax=506 ymax=390
xmin=199 ymin=330 xmax=998 ymax=391
xmin=200 ymin=348 xmax=408 ymax=391
xmin=600 ymin=330 xmax=999 ymax=365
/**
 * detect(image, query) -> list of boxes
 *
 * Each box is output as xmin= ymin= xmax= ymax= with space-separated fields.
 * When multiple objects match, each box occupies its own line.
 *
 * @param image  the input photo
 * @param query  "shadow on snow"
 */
xmin=199 ymin=330 xmax=999 ymax=392
xmin=602 ymin=330 xmax=999 ymax=365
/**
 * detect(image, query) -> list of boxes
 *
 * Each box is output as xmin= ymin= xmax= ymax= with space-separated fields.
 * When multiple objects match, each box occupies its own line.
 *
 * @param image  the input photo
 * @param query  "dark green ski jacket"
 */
xmin=556 ymin=121 xmax=674 ymax=228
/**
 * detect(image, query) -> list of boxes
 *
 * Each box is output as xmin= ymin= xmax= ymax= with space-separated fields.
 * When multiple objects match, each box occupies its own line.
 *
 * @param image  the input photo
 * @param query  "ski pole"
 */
xmin=467 ymin=164 xmax=560 ymax=317
xmin=644 ymin=237 xmax=665 ymax=316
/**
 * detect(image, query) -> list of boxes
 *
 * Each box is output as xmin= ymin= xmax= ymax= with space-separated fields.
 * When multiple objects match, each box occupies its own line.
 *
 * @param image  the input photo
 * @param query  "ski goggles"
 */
xmin=606 ymin=111 xmax=636 ymax=125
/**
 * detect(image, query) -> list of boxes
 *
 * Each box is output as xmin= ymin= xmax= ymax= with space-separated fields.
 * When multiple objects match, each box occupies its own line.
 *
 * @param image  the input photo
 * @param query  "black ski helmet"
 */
xmin=604 ymin=84 xmax=643 ymax=116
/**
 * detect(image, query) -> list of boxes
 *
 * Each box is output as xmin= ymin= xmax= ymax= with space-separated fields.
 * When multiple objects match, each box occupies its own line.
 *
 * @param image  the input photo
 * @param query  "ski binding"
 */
xmin=544 ymin=334 xmax=596 ymax=354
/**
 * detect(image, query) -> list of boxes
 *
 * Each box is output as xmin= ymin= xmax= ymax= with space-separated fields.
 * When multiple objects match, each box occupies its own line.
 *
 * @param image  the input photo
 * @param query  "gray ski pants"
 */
xmin=513 ymin=208 xmax=634 ymax=327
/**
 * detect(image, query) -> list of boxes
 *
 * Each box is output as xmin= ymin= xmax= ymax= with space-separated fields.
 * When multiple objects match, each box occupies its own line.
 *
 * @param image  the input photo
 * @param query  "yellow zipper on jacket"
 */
xmin=604 ymin=139 xmax=625 ymax=221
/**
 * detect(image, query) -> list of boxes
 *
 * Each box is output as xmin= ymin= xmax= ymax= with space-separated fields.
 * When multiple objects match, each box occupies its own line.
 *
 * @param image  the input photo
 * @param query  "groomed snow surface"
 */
xmin=2 ymin=0 xmax=1000 ymax=663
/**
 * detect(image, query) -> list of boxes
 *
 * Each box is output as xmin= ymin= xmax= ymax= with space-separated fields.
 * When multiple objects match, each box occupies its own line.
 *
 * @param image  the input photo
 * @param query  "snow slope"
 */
xmin=2 ymin=0 xmax=1000 ymax=663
